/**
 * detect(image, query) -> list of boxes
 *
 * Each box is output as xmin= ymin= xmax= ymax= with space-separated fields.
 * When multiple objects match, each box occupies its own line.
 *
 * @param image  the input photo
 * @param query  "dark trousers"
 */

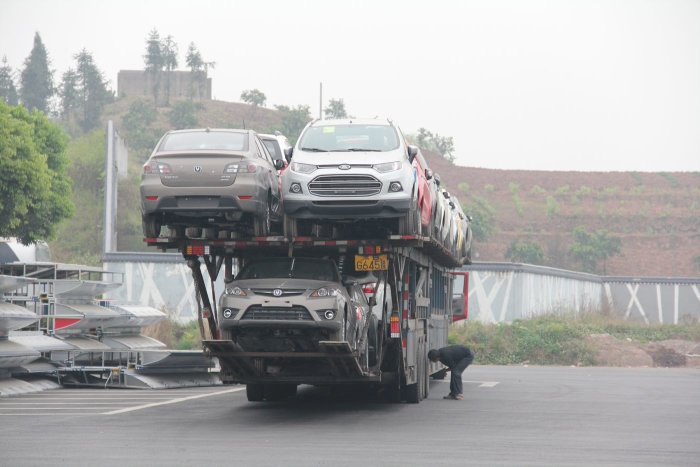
xmin=449 ymin=354 xmax=474 ymax=395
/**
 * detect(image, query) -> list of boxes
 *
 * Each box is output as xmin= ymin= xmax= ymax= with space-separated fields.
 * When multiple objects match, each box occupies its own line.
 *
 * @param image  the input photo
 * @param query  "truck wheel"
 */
xmin=405 ymin=341 xmax=426 ymax=403
xmin=142 ymin=214 xmax=161 ymax=238
xmin=246 ymin=383 xmax=265 ymax=402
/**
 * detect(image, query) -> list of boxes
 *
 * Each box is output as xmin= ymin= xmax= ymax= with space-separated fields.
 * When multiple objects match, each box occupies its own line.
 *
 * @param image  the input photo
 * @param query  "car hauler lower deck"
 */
xmin=145 ymin=234 xmax=468 ymax=403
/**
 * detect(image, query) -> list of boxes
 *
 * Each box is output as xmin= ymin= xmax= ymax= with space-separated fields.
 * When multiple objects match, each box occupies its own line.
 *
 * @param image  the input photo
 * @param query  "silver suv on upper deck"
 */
xmin=280 ymin=118 xmax=419 ymax=236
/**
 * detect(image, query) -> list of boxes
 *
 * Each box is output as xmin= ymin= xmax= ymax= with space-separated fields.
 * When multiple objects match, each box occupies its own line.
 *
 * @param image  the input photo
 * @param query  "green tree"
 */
xmin=50 ymin=128 xmax=106 ymax=265
xmin=58 ymin=68 xmax=80 ymax=129
xmin=161 ymin=35 xmax=178 ymax=106
xmin=144 ymin=29 xmax=164 ymax=105
xmin=168 ymin=100 xmax=199 ymax=129
xmin=415 ymin=127 xmax=455 ymax=162
xmin=241 ymin=89 xmax=266 ymax=107
xmin=73 ymin=49 xmax=113 ymax=131
xmin=19 ymin=32 xmax=54 ymax=113
xmin=185 ymin=42 xmax=214 ymax=100
xmin=185 ymin=42 xmax=202 ymax=99
xmin=505 ymin=238 xmax=545 ymax=264
xmin=0 ymin=56 xmax=19 ymax=105
xmin=122 ymin=99 xmax=158 ymax=157
xmin=0 ymin=101 xmax=74 ymax=244
xmin=274 ymin=104 xmax=311 ymax=144
xmin=569 ymin=226 xmax=622 ymax=274
xmin=465 ymin=195 xmax=496 ymax=242
xmin=324 ymin=98 xmax=347 ymax=118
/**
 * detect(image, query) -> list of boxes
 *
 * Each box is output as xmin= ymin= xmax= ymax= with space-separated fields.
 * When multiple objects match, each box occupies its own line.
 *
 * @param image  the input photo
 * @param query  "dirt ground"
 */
xmin=584 ymin=334 xmax=700 ymax=368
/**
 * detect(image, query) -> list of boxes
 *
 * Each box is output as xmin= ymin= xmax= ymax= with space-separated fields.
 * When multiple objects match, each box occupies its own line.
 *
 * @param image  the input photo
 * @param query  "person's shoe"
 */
xmin=443 ymin=393 xmax=455 ymax=399
xmin=453 ymin=394 xmax=464 ymax=400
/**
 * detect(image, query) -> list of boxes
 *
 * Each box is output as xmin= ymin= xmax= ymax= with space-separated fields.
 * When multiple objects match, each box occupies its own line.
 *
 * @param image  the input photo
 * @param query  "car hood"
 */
xmin=293 ymin=148 xmax=405 ymax=166
xmin=230 ymin=278 xmax=342 ymax=291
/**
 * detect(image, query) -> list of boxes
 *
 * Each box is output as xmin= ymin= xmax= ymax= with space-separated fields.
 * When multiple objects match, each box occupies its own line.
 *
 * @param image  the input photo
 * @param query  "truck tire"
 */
xmin=246 ymin=383 xmax=265 ymax=402
xmin=405 ymin=340 xmax=427 ymax=403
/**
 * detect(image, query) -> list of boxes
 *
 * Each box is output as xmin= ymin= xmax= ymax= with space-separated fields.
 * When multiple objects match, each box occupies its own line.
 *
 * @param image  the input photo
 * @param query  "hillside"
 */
xmin=57 ymin=97 xmax=699 ymax=276
xmin=423 ymin=151 xmax=700 ymax=276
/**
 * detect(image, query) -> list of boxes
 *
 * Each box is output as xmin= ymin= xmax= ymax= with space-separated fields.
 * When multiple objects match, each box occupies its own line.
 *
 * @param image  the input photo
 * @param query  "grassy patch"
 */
xmin=449 ymin=314 xmax=700 ymax=366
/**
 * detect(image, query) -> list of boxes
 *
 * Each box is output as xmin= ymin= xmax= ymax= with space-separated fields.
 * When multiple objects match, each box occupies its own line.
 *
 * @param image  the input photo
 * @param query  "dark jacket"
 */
xmin=437 ymin=345 xmax=474 ymax=370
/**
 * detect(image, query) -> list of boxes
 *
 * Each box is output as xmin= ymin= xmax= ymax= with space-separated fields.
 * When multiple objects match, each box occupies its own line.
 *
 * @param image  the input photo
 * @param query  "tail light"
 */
xmin=362 ymin=283 xmax=376 ymax=294
xmin=390 ymin=313 xmax=400 ymax=338
xmin=224 ymin=163 xmax=258 ymax=174
xmin=143 ymin=161 xmax=171 ymax=174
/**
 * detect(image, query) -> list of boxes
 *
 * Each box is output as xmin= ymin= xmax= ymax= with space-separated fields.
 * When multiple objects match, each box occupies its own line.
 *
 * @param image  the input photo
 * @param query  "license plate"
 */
xmin=354 ymin=254 xmax=388 ymax=271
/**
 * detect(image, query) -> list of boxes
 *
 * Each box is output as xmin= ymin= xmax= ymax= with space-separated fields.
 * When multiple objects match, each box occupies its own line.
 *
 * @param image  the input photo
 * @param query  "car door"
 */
xmin=254 ymin=135 xmax=282 ymax=214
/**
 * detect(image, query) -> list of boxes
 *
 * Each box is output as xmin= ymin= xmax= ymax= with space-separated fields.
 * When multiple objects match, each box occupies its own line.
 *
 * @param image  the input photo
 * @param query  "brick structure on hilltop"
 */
xmin=117 ymin=70 xmax=212 ymax=103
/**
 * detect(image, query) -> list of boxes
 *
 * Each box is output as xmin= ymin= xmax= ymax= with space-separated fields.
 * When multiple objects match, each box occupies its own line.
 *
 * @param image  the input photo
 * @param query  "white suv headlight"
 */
xmin=291 ymin=162 xmax=316 ymax=174
xmin=374 ymin=161 xmax=401 ymax=173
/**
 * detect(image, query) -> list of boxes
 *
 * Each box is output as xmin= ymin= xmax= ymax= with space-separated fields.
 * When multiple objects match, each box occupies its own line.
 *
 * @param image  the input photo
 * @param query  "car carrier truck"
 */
xmin=146 ymin=232 xmax=468 ymax=403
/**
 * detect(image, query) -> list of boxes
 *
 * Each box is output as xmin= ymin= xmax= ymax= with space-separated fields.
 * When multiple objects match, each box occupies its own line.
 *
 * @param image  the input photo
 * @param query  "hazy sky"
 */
xmin=2 ymin=0 xmax=699 ymax=172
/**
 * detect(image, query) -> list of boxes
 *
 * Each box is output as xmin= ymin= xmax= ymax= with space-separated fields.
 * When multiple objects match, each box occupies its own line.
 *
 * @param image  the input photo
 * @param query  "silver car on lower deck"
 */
xmin=218 ymin=257 xmax=366 ymax=353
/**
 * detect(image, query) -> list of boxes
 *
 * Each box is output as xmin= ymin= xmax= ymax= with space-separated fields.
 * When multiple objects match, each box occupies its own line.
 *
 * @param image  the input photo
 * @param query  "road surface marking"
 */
xmin=435 ymin=380 xmax=500 ymax=388
xmin=103 ymin=387 xmax=245 ymax=415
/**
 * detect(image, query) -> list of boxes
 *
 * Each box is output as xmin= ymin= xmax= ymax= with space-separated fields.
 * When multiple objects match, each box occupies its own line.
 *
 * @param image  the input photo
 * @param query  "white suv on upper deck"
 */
xmin=280 ymin=118 xmax=419 ymax=236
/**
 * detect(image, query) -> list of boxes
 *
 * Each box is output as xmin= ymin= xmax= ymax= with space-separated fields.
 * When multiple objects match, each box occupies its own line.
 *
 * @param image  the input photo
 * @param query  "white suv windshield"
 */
xmin=299 ymin=124 xmax=399 ymax=152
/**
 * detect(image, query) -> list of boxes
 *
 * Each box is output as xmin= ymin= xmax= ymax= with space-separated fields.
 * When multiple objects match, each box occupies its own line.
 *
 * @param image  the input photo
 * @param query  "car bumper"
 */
xmin=140 ymin=176 xmax=265 ymax=215
xmin=283 ymin=196 xmax=412 ymax=219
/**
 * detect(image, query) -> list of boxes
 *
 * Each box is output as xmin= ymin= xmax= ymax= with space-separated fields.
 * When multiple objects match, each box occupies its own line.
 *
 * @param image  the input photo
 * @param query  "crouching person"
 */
xmin=428 ymin=345 xmax=475 ymax=400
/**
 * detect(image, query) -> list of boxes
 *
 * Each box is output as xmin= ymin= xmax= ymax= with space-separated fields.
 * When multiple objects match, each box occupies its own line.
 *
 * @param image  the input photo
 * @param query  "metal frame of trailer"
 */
xmin=145 ymin=234 xmax=465 ymax=403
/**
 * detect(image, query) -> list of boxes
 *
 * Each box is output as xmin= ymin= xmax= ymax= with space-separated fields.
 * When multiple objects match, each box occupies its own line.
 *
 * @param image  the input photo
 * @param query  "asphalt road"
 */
xmin=2 ymin=366 xmax=699 ymax=467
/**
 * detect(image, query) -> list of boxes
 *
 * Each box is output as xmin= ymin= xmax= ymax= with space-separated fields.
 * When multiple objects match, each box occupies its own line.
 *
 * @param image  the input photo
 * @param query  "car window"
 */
xmin=299 ymin=124 xmax=400 ymax=152
xmin=159 ymin=131 xmax=249 ymax=151
xmin=262 ymin=139 xmax=283 ymax=162
xmin=257 ymin=138 xmax=275 ymax=165
xmin=237 ymin=258 xmax=340 ymax=282
xmin=255 ymin=138 xmax=272 ymax=163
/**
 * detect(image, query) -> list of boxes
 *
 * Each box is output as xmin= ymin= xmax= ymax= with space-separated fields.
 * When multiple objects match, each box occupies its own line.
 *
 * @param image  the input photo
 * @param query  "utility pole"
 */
xmin=319 ymin=82 xmax=323 ymax=119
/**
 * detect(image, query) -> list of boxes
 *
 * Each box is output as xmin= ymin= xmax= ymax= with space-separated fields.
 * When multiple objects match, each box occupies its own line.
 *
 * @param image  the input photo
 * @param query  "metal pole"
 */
xmin=319 ymin=82 xmax=323 ymax=119
xmin=104 ymin=121 xmax=116 ymax=253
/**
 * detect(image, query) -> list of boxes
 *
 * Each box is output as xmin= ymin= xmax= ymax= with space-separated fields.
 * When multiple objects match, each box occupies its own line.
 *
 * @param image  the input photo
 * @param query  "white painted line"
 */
xmin=476 ymin=381 xmax=499 ymax=388
xmin=7 ymin=397 xmax=188 ymax=400
xmin=0 ymin=402 xmax=146 ymax=405
xmin=0 ymin=407 xmax=111 ymax=410
xmin=0 ymin=413 xmax=103 ymax=416
xmin=434 ymin=380 xmax=500 ymax=388
xmin=103 ymin=387 xmax=245 ymax=415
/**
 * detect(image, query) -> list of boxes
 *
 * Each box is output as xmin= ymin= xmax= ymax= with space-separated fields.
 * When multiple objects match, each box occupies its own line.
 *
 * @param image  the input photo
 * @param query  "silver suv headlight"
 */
xmin=291 ymin=162 xmax=316 ymax=174
xmin=374 ymin=161 xmax=402 ymax=173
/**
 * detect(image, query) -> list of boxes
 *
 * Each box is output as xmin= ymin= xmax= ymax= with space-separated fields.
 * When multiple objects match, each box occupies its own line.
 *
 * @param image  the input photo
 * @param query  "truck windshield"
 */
xmin=237 ymin=258 xmax=340 ymax=282
xmin=299 ymin=124 xmax=399 ymax=152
